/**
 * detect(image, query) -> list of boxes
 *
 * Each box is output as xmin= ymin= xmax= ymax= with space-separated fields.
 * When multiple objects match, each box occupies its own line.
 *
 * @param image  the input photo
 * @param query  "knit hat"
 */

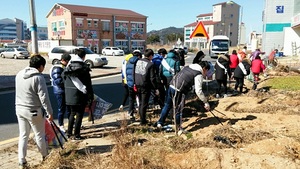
xmin=61 ymin=53 xmax=71 ymax=61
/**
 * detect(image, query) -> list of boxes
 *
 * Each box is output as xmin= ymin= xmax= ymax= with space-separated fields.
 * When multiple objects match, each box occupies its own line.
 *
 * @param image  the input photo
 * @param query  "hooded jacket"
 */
xmin=161 ymin=52 xmax=180 ymax=78
xmin=15 ymin=67 xmax=53 ymax=116
xmin=50 ymin=63 xmax=65 ymax=94
xmin=251 ymin=58 xmax=266 ymax=74
xmin=170 ymin=64 xmax=207 ymax=103
xmin=215 ymin=55 xmax=229 ymax=80
xmin=229 ymin=53 xmax=239 ymax=68
xmin=234 ymin=59 xmax=251 ymax=78
xmin=63 ymin=56 xmax=94 ymax=106
xmin=134 ymin=58 xmax=158 ymax=89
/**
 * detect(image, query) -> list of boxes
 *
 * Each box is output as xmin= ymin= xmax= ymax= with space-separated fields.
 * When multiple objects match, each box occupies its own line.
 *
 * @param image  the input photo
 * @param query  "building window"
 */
xmin=76 ymin=18 xmax=83 ymax=27
xmin=102 ymin=40 xmax=110 ymax=47
xmin=102 ymin=21 xmax=110 ymax=31
xmin=87 ymin=19 xmax=92 ymax=27
xmin=94 ymin=20 xmax=98 ymax=27
xmin=131 ymin=23 xmax=144 ymax=33
xmin=51 ymin=22 xmax=57 ymax=32
xmin=58 ymin=20 xmax=65 ymax=30
xmin=230 ymin=14 xmax=233 ymax=18
xmin=131 ymin=40 xmax=145 ymax=53
xmin=77 ymin=39 xmax=84 ymax=46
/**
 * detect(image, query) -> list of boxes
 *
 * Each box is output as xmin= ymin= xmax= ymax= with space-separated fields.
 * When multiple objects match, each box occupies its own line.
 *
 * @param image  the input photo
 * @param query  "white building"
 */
xmin=262 ymin=0 xmax=300 ymax=56
xmin=184 ymin=1 xmax=241 ymax=49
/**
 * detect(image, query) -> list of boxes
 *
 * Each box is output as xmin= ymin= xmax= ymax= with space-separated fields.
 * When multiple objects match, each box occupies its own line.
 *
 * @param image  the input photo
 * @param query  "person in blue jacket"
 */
xmin=50 ymin=53 xmax=71 ymax=132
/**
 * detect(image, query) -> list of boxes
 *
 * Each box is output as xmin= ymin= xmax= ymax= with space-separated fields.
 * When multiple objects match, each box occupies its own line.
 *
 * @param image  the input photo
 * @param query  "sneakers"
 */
xmin=119 ymin=105 xmax=123 ymax=111
xmin=216 ymin=94 xmax=220 ymax=98
xmin=223 ymin=94 xmax=228 ymax=98
xmin=73 ymin=136 xmax=85 ymax=140
xmin=59 ymin=126 xmax=65 ymax=133
xmin=157 ymin=123 xmax=162 ymax=129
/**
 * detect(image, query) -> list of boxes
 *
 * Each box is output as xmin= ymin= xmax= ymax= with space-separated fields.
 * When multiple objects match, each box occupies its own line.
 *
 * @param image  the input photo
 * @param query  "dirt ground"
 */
xmin=3 ymin=63 xmax=300 ymax=169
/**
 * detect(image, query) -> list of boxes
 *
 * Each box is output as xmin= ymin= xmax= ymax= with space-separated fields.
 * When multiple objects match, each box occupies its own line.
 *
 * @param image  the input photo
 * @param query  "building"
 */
xmin=184 ymin=1 xmax=241 ymax=49
xmin=0 ymin=18 xmax=27 ymax=40
xmin=37 ymin=27 xmax=48 ymax=40
xmin=46 ymin=3 xmax=147 ymax=53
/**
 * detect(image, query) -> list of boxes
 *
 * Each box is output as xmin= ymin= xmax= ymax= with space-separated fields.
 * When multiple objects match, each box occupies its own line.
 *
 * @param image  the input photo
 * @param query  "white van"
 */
xmin=48 ymin=46 xmax=108 ymax=68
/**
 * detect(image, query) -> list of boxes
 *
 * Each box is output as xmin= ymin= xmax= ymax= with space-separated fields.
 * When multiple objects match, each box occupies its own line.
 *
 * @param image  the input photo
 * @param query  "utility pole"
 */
xmin=28 ymin=0 xmax=38 ymax=54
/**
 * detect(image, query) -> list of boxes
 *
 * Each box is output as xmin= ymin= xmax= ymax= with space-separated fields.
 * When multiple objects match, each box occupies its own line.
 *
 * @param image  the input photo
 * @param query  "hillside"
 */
xmin=147 ymin=27 xmax=184 ymax=43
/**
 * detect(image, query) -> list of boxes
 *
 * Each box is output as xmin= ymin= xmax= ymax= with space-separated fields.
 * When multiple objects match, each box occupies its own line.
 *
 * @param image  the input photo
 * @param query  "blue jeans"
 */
xmin=157 ymin=87 xmax=184 ymax=126
xmin=54 ymin=93 xmax=69 ymax=126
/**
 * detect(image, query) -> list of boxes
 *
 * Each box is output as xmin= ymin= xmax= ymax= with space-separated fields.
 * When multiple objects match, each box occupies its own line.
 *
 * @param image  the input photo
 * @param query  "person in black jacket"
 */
xmin=156 ymin=61 xmax=211 ymax=130
xmin=50 ymin=53 xmax=71 ymax=132
xmin=134 ymin=49 xmax=159 ymax=125
xmin=214 ymin=54 xmax=230 ymax=98
xmin=233 ymin=58 xmax=251 ymax=94
xmin=62 ymin=49 xmax=94 ymax=140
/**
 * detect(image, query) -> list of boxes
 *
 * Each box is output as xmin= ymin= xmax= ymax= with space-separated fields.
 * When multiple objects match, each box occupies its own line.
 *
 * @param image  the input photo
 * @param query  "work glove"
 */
xmin=133 ymin=85 xmax=138 ymax=92
xmin=155 ymin=89 xmax=160 ymax=96
xmin=204 ymin=102 xmax=210 ymax=111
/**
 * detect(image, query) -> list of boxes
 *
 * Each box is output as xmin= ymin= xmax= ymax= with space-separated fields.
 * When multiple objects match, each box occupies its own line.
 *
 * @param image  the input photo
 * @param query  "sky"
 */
xmin=1 ymin=0 xmax=264 ymax=34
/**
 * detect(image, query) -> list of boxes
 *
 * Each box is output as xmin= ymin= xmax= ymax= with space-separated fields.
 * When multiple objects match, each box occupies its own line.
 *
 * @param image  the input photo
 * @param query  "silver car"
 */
xmin=1 ymin=48 xmax=29 ymax=59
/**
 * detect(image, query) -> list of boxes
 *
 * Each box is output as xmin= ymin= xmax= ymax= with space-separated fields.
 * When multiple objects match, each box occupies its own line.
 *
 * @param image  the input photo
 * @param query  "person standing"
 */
xmin=50 ymin=53 xmax=71 ymax=132
xmin=192 ymin=50 xmax=206 ymax=64
xmin=15 ymin=55 xmax=53 ymax=167
xmin=229 ymin=50 xmax=239 ymax=79
xmin=233 ymin=58 xmax=251 ymax=94
xmin=125 ymin=50 xmax=142 ymax=119
xmin=152 ymin=48 xmax=167 ymax=108
xmin=251 ymin=56 xmax=266 ymax=90
xmin=156 ymin=61 xmax=211 ymax=129
xmin=63 ymin=48 xmax=94 ymax=140
xmin=135 ymin=49 xmax=159 ymax=125
xmin=161 ymin=50 xmax=181 ymax=102
xmin=215 ymin=54 xmax=230 ymax=98
xmin=119 ymin=53 xmax=134 ymax=111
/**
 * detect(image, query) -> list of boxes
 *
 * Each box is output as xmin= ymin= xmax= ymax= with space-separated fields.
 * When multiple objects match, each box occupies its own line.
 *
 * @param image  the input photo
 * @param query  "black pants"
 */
xmin=234 ymin=77 xmax=244 ymax=93
xmin=216 ymin=79 xmax=228 ymax=95
xmin=128 ymin=87 xmax=137 ymax=116
xmin=137 ymin=87 xmax=151 ymax=124
xmin=67 ymin=104 xmax=85 ymax=137
xmin=121 ymin=84 xmax=129 ymax=106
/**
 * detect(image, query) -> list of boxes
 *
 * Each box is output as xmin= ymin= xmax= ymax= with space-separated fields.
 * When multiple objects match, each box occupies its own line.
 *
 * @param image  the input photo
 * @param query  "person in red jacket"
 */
xmin=229 ymin=50 xmax=239 ymax=79
xmin=251 ymin=56 xmax=266 ymax=90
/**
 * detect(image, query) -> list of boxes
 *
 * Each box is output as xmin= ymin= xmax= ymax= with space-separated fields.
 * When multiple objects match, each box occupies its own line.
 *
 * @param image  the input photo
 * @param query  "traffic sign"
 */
xmin=189 ymin=21 xmax=209 ymax=40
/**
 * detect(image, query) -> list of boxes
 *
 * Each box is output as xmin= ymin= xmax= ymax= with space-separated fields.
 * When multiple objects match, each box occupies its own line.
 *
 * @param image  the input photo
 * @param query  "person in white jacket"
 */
xmin=15 ymin=54 xmax=53 ymax=168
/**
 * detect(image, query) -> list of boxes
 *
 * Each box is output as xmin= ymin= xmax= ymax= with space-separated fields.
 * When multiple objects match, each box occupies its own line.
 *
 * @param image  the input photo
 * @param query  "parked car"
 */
xmin=48 ymin=46 xmax=108 ymax=68
xmin=0 ymin=48 xmax=7 ymax=54
xmin=1 ymin=47 xmax=29 ymax=59
xmin=101 ymin=47 xmax=124 ymax=56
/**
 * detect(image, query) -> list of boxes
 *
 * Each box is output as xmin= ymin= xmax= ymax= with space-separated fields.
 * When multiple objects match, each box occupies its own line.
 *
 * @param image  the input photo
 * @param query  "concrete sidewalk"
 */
xmin=0 ymin=55 xmax=124 ymax=168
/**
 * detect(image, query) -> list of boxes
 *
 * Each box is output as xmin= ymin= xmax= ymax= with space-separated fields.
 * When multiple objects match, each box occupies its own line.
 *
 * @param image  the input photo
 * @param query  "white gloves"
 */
xmin=204 ymin=102 xmax=210 ymax=111
xmin=155 ymin=89 xmax=160 ymax=96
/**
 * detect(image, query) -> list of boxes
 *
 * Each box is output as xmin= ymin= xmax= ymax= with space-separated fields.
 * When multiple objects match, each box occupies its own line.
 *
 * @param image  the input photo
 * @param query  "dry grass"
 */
xmin=27 ymin=65 xmax=300 ymax=169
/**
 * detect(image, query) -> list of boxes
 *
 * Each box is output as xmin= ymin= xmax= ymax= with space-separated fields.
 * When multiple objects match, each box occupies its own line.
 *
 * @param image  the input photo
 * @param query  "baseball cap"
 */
xmin=61 ymin=53 xmax=71 ymax=61
xmin=133 ymin=49 xmax=141 ymax=53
